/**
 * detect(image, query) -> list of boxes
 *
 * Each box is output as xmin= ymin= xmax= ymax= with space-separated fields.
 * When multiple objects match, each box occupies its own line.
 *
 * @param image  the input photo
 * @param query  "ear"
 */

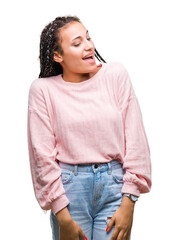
xmin=53 ymin=51 xmax=63 ymax=63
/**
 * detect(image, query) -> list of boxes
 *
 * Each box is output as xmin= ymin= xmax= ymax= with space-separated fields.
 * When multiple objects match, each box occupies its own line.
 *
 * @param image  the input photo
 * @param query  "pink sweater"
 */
xmin=27 ymin=62 xmax=152 ymax=215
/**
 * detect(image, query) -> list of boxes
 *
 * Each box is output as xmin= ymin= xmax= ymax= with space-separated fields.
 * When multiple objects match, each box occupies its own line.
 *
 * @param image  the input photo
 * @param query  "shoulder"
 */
xmin=103 ymin=61 xmax=130 ymax=80
xmin=103 ymin=61 xmax=131 ymax=87
xmin=28 ymin=76 xmax=59 ymax=109
xmin=28 ymin=75 xmax=60 ymax=111
xmin=28 ymin=75 xmax=58 ymax=96
xmin=104 ymin=61 xmax=128 ymax=73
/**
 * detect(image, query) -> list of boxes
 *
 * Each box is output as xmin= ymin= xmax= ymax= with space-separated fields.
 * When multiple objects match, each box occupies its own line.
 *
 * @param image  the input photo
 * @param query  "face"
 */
xmin=53 ymin=21 xmax=97 ymax=75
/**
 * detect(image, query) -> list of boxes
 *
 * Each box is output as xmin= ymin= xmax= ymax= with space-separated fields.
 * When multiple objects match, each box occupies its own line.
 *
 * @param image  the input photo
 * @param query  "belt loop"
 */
xmin=74 ymin=165 xmax=78 ymax=176
xmin=107 ymin=162 xmax=112 ymax=175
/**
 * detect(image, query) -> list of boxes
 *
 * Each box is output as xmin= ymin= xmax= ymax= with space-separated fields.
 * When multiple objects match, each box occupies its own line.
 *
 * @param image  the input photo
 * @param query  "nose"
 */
xmin=84 ymin=39 xmax=93 ymax=50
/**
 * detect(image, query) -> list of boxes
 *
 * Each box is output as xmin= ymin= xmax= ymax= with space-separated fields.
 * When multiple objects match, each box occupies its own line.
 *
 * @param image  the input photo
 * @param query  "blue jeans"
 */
xmin=50 ymin=159 xmax=132 ymax=240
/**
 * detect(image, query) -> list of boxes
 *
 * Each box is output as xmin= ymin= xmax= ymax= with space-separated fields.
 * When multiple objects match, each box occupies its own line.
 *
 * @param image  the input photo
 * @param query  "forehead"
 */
xmin=60 ymin=21 xmax=88 ymax=42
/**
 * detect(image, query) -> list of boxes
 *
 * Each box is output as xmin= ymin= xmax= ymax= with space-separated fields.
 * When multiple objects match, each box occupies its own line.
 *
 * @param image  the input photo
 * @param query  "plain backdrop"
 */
xmin=0 ymin=0 xmax=179 ymax=239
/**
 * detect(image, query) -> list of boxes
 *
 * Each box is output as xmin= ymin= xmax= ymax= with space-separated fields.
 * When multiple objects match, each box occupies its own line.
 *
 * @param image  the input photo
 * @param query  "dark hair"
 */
xmin=38 ymin=15 xmax=106 ymax=78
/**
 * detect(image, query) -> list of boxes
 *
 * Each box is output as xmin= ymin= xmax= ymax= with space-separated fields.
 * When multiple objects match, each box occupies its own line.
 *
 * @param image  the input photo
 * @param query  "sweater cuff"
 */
xmin=122 ymin=181 xmax=140 ymax=197
xmin=51 ymin=194 xmax=70 ymax=215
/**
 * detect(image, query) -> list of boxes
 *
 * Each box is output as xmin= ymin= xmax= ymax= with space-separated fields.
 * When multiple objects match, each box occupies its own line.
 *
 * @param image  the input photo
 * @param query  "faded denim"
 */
xmin=50 ymin=159 xmax=132 ymax=240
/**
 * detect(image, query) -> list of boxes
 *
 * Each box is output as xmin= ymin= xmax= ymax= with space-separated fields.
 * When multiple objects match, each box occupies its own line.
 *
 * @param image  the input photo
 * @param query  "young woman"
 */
xmin=27 ymin=15 xmax=152 ymax=240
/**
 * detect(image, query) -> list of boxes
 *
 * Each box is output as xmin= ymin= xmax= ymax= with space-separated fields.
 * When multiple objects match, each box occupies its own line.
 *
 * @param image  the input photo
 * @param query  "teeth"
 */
xmin=83 ymin=54 xmax=93 ymax=59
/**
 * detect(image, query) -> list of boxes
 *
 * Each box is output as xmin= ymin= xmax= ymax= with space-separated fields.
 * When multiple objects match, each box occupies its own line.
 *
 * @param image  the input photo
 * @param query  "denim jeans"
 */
xmin=50 ymin=159 xmax=132 ymax=240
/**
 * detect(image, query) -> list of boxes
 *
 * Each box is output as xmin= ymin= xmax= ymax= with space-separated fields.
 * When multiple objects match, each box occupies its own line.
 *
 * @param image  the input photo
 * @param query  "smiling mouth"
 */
xmin=82 ymin=55 xmax=95 ymax=63
xmin=82 ymin=56 xmax=93 ymax=60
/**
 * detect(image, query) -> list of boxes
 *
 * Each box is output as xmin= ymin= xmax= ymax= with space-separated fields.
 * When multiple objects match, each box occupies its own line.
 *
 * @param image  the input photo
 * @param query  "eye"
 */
xmin=74 ymin=37 xmax=92 ymax=47
xmin=74 ymin=43 xmax=81 ymax=47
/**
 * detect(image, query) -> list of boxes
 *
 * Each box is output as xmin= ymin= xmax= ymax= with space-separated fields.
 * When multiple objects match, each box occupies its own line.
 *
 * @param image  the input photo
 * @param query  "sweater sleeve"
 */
xmin=116 ymin=65 xmax=152 ymax=197
xmin=27 ymin=80 xmax=70 ymax=215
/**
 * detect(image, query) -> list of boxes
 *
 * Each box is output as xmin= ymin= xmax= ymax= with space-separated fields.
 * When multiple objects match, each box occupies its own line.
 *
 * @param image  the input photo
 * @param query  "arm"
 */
xmin=106 ymin=63 xmax=152 ymax=239
xmin=27 ymin=80 xmax=70 ymax=215
xmin=27 ymin=81 xmax=88 ymax=240
xmin=117 ymin=64 xmax=152 ymax=197
xmin=56 ymin=206 xmax=72 ymax=223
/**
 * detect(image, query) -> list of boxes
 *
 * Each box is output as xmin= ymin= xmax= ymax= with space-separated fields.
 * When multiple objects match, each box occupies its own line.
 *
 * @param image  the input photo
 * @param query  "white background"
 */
xmin=0 ymin=0 xmax=179 ymax=239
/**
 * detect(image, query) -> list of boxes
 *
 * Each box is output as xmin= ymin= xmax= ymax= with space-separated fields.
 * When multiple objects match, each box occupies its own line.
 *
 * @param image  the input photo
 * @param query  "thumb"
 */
xmin=106 ymin=217 xmax=115 ymax=232
xmin=78 ymin=227 xmax=88 ymax=240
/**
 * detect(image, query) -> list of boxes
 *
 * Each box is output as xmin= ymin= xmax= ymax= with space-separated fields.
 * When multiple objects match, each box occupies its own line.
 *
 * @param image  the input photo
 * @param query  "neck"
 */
xmin=62 ymin=64 xmax=102 ymax=83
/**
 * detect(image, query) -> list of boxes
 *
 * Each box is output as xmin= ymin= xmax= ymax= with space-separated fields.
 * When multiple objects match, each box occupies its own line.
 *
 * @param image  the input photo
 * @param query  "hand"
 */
xmin=59 ymin=218 xmax=87 ymax=240
xmin=106 ymin=196 xmax=135 ymax=240
xmin=56 ymin=207 xmax=87 ymax=240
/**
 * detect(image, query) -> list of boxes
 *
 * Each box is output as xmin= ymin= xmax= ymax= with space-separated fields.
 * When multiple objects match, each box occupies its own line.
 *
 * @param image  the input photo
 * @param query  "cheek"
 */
xmin=65 ymin=51 xmax=83 ymax=69
xmin=67 ymin=49 xmax=82 ymax=61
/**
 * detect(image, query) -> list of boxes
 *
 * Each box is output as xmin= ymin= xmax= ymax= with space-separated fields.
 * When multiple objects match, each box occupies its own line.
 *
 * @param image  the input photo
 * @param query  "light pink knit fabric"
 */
xmin=27 ymin=62 xmax=152 ymax=215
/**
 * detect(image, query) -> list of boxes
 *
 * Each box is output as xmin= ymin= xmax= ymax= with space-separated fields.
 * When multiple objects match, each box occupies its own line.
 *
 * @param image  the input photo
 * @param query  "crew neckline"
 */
xmin=58 ymin=62 xmax=106 ymax=86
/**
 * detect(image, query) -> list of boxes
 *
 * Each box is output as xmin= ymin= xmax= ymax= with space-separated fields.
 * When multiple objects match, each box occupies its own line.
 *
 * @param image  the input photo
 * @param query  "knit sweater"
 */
xmin=27 ymin=62 xmax=152 ymax=215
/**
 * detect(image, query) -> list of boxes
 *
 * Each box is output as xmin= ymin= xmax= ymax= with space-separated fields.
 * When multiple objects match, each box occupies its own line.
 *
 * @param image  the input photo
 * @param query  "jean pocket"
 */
xmin=61 ymin=169 xmax=73 ymax=184
xmin=111 ymin=167 xmax=124 ymax=184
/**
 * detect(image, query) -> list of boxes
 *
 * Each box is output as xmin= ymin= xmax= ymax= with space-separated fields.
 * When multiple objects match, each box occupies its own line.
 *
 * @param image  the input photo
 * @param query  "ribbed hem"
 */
xmin=122 ymin=182 xmax=140 ymax=197
xmin=51 ymin=194 xmax=70 ymax=215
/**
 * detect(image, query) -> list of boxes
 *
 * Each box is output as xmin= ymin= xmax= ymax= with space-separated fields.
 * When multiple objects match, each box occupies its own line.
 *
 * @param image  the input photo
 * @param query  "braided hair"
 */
xmin=39 ymin=15 xmax=106 ymax=78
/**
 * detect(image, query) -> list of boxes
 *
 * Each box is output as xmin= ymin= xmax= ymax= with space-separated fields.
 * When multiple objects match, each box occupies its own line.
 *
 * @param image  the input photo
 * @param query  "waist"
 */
xmin=58 ymin=158 xmax=123 ymax=173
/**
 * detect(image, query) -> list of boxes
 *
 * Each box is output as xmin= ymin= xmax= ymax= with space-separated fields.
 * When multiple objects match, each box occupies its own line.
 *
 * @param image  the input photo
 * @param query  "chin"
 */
xmin=80 ymin=64 xmax=97 ymax=72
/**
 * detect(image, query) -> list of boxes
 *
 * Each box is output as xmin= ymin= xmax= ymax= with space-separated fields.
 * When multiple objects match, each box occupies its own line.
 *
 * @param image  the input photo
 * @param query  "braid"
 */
xmin=39 ymin=15 xmax=106 ymax=78
xmin=95 ymin=48 xmax=106 ymax=63
xmin=39 ymin=16 xmax=81 ymax=78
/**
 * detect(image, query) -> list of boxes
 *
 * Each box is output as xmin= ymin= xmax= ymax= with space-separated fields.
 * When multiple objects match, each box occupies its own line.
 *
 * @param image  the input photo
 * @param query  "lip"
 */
xmin=82 ymin=52 xmax=94 ymax=59
xmin=82 ymin=54 xmax=96 ymax=64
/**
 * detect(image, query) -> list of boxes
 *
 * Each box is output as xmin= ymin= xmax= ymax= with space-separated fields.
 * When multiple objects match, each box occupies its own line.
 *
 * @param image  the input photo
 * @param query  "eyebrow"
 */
xmin=72 ymin=30 xmax=89 ymax=41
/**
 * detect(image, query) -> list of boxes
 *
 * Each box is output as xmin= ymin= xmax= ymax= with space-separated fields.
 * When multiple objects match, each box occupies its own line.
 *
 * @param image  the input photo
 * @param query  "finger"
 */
xmin=116 ymin=229 xmax=124 ymax=240
xmin=126 ymin=231 xmax=131 ymax=240
xmin=122 ymin=231 xmax=128 ymax=240
xmin=78 ymin=227 xmax=87 ymax=240
xmin=106 ymin=217 xmax=115 ymax=232
xmin=110 ymin=226 xmax=121 ymax=240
